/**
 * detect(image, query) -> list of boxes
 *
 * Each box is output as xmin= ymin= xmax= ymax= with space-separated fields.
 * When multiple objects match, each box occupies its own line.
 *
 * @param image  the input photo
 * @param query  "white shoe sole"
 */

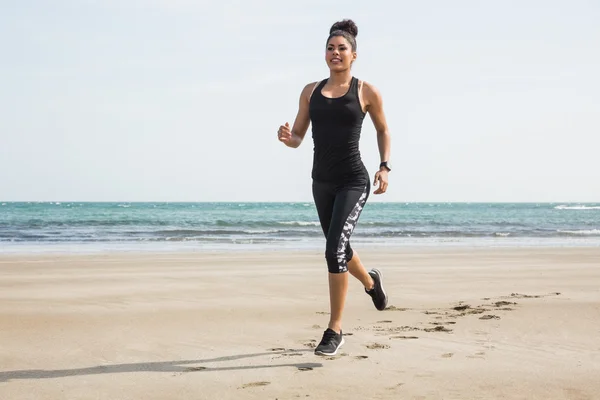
xmin=371 ymin=268 xmax=388 ymax=310
xmin=314 ymin=337 xmax=345 ymax=356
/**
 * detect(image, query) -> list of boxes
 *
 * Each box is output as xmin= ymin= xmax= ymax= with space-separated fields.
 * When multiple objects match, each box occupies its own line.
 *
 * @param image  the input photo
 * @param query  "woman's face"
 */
xmin=325 ymin=36 xmax=356 ymax=71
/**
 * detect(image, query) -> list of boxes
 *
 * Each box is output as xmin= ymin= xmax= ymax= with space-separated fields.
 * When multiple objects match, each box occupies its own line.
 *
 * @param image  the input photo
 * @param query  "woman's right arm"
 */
xmin=278 ymin=82 xmax=315 ymax=148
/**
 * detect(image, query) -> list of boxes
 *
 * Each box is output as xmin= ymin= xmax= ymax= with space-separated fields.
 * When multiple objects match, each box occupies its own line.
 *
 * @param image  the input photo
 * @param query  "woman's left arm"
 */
xmin=363 ymin=82 xmax=391 ymax=195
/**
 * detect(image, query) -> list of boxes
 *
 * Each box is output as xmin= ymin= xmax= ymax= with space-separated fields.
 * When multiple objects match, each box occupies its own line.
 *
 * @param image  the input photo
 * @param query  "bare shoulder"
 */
xmin=304 ymin=80 xmax=321 ymax=90
xmin=300 ymin=80 xmax=321 ymax=100
xmin=361 ymin=80 xmax=383 ymax=100
xmin=358 ymin=80 xmax=383 ymax=111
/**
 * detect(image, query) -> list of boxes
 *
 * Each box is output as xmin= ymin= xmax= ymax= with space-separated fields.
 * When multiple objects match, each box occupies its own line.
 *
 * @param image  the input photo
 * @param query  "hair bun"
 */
xmin=330 ymin=19 xmax=358 ymax=38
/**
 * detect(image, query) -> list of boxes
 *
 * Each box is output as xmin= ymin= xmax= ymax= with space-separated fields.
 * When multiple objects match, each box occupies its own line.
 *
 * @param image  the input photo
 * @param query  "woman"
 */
xmin=277 ymin=19 xmax=391 ymax=356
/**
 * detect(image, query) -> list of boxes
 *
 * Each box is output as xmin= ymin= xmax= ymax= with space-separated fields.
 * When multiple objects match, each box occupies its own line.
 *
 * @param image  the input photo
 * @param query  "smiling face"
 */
xmin=325 ymin=35 xmax=357 ymax=72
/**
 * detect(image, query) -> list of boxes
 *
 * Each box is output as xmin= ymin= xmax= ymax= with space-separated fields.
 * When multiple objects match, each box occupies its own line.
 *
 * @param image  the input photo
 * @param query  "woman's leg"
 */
xmin=347 ymin=250 xmax=374 ymax=289
xmin=311 ymin=184 xmax=368 ymax=356
xmin=327 ymin=271 xmax=348 ymax=333
xmin=312 ymin=181 xmax=347 ymax=355
xmin=322 ymin=184 xmax=369 ymax=332
xmin=312 ymin=181 xmax=346 ymax=332
xmin=348 ymin=249 xmax=388 ymax=310
xmin=313 ymin=181 xmax=381 ymax=355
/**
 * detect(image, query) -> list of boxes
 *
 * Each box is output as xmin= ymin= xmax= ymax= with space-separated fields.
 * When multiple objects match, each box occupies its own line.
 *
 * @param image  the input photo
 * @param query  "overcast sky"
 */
xmin=1 ymin=0 xmax=598 ymax=202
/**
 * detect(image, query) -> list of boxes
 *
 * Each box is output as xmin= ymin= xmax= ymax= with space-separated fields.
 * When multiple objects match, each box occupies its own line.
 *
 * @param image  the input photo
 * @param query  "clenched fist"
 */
xmin=277 ymin=122 xmax=292 ymax=144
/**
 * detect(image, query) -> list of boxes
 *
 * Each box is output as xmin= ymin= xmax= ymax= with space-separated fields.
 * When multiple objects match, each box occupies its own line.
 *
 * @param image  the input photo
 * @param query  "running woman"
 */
xmin=277 ymin=19 xmax=391 ymax=356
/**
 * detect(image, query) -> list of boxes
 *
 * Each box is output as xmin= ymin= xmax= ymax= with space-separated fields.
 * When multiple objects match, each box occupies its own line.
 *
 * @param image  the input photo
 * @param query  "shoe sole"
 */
xmin=371 ymin=268 xmax=388 ymax=310
xmin=314 ymin=337 xmax=345 ymax=356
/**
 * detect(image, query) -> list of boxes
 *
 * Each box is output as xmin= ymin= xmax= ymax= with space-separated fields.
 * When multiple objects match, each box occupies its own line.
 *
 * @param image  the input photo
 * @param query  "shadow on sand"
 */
xmin=0 ymin=349 xmax=321 ymax=382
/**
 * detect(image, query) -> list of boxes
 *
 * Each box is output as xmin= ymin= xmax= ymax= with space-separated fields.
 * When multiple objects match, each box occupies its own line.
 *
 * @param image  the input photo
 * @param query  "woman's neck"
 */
xmin=328 ymin=70 xmax=353 ymax=86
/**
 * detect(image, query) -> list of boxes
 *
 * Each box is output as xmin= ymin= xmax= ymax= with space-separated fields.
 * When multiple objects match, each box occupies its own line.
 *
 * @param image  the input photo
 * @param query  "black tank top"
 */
xmin=309 ymin=77 xmax=368 ymax=185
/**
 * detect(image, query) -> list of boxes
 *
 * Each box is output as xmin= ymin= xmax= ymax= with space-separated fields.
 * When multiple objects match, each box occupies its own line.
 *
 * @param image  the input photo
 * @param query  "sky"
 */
xmin=1 ymin=0 xmax=599 ymax=202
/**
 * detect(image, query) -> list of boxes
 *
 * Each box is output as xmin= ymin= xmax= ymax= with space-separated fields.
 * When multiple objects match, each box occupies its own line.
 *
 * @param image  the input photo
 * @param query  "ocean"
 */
xmin=0 ymin=202 xmax=599 ymax=254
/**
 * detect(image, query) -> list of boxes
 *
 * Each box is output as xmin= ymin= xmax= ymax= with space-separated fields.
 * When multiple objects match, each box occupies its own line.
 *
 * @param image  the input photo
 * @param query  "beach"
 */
xmin=1 ymin=247 xmax=599 ymax=399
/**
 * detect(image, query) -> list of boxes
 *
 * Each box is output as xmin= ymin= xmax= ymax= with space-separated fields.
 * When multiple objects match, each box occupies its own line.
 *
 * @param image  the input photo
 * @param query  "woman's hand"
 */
xmin=278 ymin=122 xmax=293 ymax=145
xmin=373 ymin=169 xmax=389 ymax=194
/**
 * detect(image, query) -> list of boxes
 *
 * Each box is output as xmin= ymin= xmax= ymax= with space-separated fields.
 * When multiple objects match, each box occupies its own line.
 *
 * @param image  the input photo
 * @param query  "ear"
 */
xmin=352 ymin=51 xmax=357 ymax=62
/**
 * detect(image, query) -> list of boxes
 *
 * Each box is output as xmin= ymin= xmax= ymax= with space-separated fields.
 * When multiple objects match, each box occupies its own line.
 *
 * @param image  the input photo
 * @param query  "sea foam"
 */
xmin=554 ymin=205 xmax=600 ymax=210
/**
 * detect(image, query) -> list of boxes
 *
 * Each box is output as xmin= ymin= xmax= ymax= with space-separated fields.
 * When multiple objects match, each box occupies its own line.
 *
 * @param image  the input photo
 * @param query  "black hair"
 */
xmin=327 ymin=19 xmax=358 ymax=51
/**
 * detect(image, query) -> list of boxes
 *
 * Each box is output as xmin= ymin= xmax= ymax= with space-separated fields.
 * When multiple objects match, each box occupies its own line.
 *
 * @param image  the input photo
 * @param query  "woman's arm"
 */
xmin=363 ymin=82 xmax=391 ymax=194
xmin=278 ymin=82 xmax=316 ymax=148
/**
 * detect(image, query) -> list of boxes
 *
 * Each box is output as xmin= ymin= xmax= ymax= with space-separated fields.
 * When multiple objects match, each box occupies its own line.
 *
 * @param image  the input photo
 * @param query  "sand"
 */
xmin=1 ymin=247 xmax=599 ymax=400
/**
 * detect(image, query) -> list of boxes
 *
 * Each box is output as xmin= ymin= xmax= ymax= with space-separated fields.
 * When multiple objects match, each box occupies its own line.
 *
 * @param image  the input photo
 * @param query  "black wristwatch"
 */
xmin=379 ymin=161 xmax=392 ymax=172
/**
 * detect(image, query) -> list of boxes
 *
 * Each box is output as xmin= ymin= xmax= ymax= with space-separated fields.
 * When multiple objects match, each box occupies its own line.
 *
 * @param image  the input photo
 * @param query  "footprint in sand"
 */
xmin=449 ymin=304 xmax=490 ymax=317
xmin=386 ymin=383 xmax=405 ymax=390
xmin=377 ymin=320 xmax=393 ymax=323
xmin=312 ymin=324 xmax=321 ymax=329
xmin=453 ymin=305 xmax=470 ymax=312
xmin=184 ymin=366 xmax=207 ymax=371
xmin=441 ymin=353 xmax=454 ymax=358
xmin=390 ymin=335 xmax=419 ymax=340
xmin=479 ymin=315 xmax=500 ymax=320
xmin=268 ymin=347 xmax=286 ymax=351
xmin=509 ymin=292 xmax=560 ymax=299
xmin=468 ymin=309 xmax=488 ymax=315
xmin=316 ymin=311 xmax=329 ymax=315
xmin=486 ymin=300 xmax=517 ymax=311
xmin=389 ymin=326 xmax=420 ymax=333
xmin=366 ymin=343 xmax=391 ymax=350
xmin=355 ymin=355 xmax=369 ymax=360
xmin=467 ymin=351 xmax=486 ymax=359
xmin=385 ymin=305 xmax=409 ymax=311
xmin=493 ymin=301 xmax=516 ymax=307
xmin=240 ymin=381 xmax=270 ymax=389
xmin=511 ymin=293 xmax=540 ymax=298
xmin=423 ymin=310 xmax=444 ymax=315
xmin=424 ymin=326 xmax=453 ymax=333
xmin=324 ymin=353 xmax=348 ymax=360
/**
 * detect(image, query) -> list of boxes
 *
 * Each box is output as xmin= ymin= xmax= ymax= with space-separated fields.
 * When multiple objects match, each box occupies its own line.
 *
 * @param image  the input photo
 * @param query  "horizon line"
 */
xmin=2 ymin=200 xmax=598 ymax=204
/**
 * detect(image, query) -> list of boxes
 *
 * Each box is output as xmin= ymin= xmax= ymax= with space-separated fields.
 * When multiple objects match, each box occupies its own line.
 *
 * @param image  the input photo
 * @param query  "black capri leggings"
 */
xmin=312 ymin=179 xmax=370 ymax=273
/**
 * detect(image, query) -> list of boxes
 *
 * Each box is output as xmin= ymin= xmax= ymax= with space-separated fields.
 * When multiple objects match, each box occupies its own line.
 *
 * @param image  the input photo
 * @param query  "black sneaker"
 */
xmin=314 ymin=328 xmax=344 ymax=356
xmin=365 ymin=268 xmax=388 ymax=310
